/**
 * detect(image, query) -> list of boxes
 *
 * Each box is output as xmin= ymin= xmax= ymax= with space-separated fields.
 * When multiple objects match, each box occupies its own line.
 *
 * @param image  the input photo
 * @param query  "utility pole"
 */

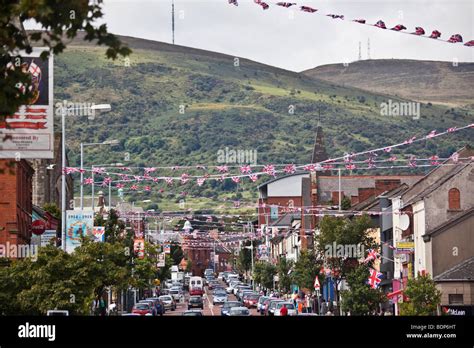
xmin=172 ymin=0 xmax=175 ymax=45
xmin=367 ymin=38 xmax=371 ymax=60
xmin=338 ymin=168 xmax=342 ymax=211
xmin=358 ymin=41 xmax=362 ymax=60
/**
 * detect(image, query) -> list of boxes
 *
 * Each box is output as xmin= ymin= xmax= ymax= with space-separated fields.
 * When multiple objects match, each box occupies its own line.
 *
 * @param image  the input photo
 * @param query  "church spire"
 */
xmin=311 ymin=109 xmax=328 ymax=164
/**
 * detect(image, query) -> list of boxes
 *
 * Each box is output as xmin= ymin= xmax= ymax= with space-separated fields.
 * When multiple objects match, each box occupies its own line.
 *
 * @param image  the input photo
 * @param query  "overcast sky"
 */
xmin=29 ymin=0 xmax=474 ymax=71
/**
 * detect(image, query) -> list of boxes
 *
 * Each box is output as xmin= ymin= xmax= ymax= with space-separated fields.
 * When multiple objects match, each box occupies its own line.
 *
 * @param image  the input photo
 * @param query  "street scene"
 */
xmin=1 ymin=0 xmax=474 ymax=324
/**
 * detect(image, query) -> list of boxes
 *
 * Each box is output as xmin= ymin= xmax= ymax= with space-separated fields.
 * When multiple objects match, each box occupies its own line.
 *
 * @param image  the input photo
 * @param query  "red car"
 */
xmin=244 ymin=294 xmax=260 ymax=308
xmin=131 ymin=303 xmax=153 ymax=316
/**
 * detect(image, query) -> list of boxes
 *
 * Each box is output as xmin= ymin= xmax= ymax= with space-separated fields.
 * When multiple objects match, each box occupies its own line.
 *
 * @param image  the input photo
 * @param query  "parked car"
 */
xmin=169 ymin=288 xmax=184 ymax=302
xmin=188 ymin=296 xmax=204 ymax=310
xmin=274 ymin=302 xmax=297 ymax=316
xmin=235 ymin=285 xmax=252 ymax=297
xmin=138 ymin=300 xmax=157 ymax=316
xmin=217 ymin=272 xmax=225 ymax=280
xmin=204 ymin=268 xmax=214 ymax=278
xmin=257 ymin=296 xmax=269 ymax=314
xmin=159 ymin=295 xmax=176 ymax=311
xmin=208 ymin=280 xmax=220 ymax=290
xmin=267 ymin=299 xmax=285 ymax=316
xmin=226 ymin=274 xmax=239 ymax=285
xmin=132 ymin=302 xmax=153 ymax=316
xmin=243 ymin=294 xmax=260 ymax=308
xmin=212 ymin=290 xmax=228 ymax=305
xmin=238 ymin=289 xmax=256 ymax=301
xmin=182 ymin=310 xmax=203 ymax=316
xmin=221 ymin=301 xmax=243 ymax=316
xmin=226 ymin=281 xmax=242 ymax=294
xmin=229 ymin=306 xmax=250 ymax=316
xmin=145 ymin=297 xmax=166 ymax=316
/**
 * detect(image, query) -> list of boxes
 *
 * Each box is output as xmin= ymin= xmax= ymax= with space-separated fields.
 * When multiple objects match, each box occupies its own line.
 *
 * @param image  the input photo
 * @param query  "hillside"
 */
xmin=54 ymin=34 xmax=474 ymax=211
xmin=302 ymin=59 xmax=474 ymax=107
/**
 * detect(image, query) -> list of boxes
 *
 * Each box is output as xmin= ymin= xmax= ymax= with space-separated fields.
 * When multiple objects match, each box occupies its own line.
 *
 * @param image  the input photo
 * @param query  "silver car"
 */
xmin=229 ymin=306 xmax=250 ymax=316
xmin=159 ymin=295 xmax=176 ymax=311
xmin=212 ymin=291 xmax=228 ymax=305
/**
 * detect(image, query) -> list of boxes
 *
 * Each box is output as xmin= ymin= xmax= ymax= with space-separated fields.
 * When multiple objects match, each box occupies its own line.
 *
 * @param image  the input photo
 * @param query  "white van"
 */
xmin=189 ymin=276 xmax=204 ymax=296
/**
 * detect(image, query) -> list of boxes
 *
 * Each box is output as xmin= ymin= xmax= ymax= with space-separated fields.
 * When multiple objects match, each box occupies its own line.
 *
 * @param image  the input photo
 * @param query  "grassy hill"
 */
xmin=55 ymin=34 xmax=474 ymax=212
xmin=302 ymin=59 xmax=474 ymax=107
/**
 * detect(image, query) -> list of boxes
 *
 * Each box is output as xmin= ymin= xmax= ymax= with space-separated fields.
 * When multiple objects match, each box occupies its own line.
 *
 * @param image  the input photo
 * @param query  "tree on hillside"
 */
xmin=1 ymin=0 xmax=131 ymax=115
xmin=341 ymin=265 xmax=386 ymax=315
xmin=399 ymin=273 xmax=441 ymax=316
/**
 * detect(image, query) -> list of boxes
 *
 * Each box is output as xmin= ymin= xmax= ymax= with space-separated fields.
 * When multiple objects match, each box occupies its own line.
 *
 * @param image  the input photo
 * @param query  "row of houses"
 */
xmin=254 ymin=124 xmax=473 ymax=315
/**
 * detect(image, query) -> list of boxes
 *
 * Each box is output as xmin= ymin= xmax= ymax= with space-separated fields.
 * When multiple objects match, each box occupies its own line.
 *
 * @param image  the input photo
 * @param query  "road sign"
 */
xmin=157 ymin=252 xmax=165 ymax=267
xmin=31 ymin=219 xmax=46 ymax=236
xmin=314 ymin=275 xmax=321 ymax=290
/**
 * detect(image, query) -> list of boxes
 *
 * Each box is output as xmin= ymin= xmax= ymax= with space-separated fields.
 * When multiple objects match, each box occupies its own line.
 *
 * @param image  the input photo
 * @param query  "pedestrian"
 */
xmin=280 ymin=304 xmax=288 ymax=316
xmin=306 ymin=294 xmax=311 ymax=313
xmin=291 ymin=290 xmax=298 ymax=307
xmin=297 ymin=300 xmax=304 ymax=314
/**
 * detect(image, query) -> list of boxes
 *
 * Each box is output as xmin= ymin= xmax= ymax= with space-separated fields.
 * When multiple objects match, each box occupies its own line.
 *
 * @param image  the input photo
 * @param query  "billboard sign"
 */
xmin=92 ymin=226 xmax=105 ymax=243
xmin=41 ymin=230 xmax=57 ymax=247
xmin=157 ymin=252 xmax=166 ymax=267
xmin=1 ymin=48 xmax=54 ymax=159
xmin=134 ymin=238 xmax=145 ymax=259
xmin=65 ymin=211 xmax=94 ymax=253
xmin=164 ymin=244 xmax=171 ymax=254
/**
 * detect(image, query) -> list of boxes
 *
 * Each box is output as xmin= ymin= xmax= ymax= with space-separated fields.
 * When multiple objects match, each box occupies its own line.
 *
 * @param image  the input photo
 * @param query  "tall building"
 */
xmin=0 ymin=160 xmax=35 ymax=248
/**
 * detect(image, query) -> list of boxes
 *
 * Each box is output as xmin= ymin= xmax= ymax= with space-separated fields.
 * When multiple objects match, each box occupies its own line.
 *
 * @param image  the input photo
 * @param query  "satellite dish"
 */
xmin=399 ymin=214 xmax=410 ymax=231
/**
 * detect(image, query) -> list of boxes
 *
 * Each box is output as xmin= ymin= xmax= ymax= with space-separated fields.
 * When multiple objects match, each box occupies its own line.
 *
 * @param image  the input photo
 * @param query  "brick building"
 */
xmin=30 ymin=134 xmax=74 ymax=210
xmin=0 ymin=160 xmax=35 ymax=248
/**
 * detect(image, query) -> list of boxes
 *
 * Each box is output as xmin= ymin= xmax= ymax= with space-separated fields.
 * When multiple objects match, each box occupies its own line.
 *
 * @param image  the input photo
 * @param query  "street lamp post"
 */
xmin=61 ymin=104 xmax=112 ymax=251
xmin=61 ymin=108 xmax=67 ymax=251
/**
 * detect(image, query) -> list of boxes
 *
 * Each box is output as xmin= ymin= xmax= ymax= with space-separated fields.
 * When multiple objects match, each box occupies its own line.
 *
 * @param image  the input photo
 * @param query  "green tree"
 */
xmin=1 ymin=0 xmax=131 ymax=115
xmin=43 ymin=203 xmax=60 ymax=220
xmin=316 ymin=215 xmax=376 ymax=310
xmin=185 ymin=259 xmax=193 ymax=273
xmin=171 ymin=243 xmax=184 ymax=265
xmin=292 ymin=250 xmax=323 ymax=290
xmin=237 ymin=240 xmax=252 ymax=274
xmin=399 ymin=273 xmax=441 ymax=316
xmin=341 ymin=265 xmax=386 ymax=315
xmin=276 ymin=257 xmax=293 ymax=293
xmin=253 ymin=261 xmax=276 ymax=290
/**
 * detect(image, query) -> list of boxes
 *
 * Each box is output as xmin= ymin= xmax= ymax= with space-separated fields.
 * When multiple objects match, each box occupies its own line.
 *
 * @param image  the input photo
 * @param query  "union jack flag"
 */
xmin=364 ymin=249 xmax=379 ymax=263
xmin=300 ymin=6 xmax=317 ymax=12
xmin=276 ymin=2 xmax=296 ymax=8
xmin=367 ymin=268 xmax=383 ymax=289
xmin=374 ymin=20 xmax=386 ymax=29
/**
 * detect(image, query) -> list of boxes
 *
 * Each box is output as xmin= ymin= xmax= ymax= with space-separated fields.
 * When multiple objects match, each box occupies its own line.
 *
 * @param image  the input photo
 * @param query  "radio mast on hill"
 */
xmin=172 ymin=0 xmax=175 ymax=45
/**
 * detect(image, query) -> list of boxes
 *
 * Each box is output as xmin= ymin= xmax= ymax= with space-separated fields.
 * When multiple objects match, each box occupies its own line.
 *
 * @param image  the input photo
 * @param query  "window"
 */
xmin=448 ymin=188 xmax=461 ymax=210
xmin=448 ymin=294 xmax=463 ymax=305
